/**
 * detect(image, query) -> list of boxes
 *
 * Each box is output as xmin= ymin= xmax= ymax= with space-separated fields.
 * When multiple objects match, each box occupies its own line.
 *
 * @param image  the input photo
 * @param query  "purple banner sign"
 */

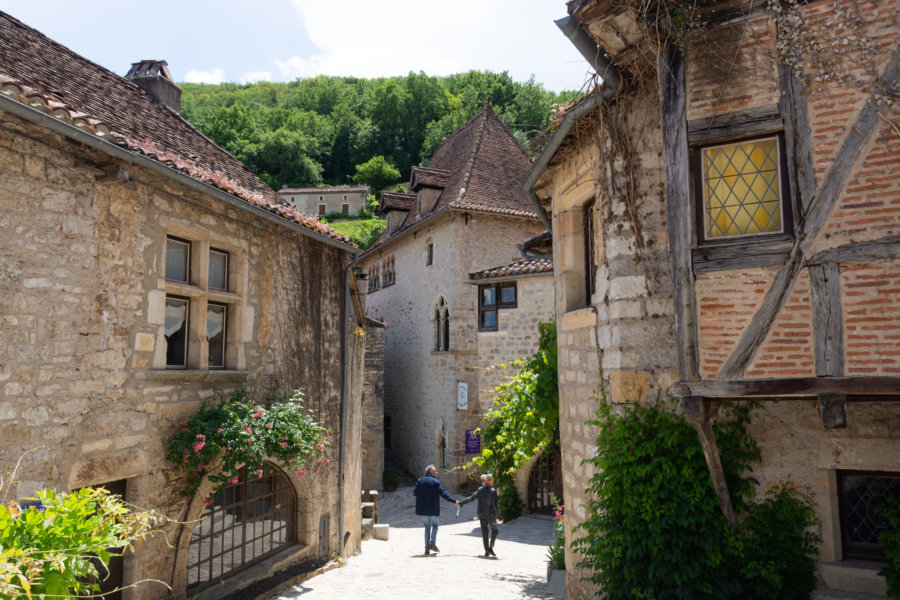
xmin=465 ymin=430 xmax=481 ymax=454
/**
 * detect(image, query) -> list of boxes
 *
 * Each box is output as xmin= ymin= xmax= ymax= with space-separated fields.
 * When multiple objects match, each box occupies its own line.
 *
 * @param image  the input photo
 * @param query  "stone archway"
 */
xmin=526 ymin=444 xmax=563 ymax=515
xmin=186 ymin=464 xmax=297 ymax=594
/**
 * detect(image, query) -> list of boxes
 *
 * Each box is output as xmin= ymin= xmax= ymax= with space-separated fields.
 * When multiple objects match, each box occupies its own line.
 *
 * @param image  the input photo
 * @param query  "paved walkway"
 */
xmin=274 ymin=480 xmax=563 ymax=600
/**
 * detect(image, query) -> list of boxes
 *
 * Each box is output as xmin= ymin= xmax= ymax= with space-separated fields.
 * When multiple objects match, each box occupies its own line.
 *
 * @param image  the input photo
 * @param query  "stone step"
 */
xmin=373 ymin=523 xmax=389 ymax=541
xmin=361 ymin=517 xmax=374 ymax=540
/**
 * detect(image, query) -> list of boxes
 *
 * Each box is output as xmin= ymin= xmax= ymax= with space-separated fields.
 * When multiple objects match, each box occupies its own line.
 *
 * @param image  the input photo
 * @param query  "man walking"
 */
xmin=412 ymin=464 xmax=458 ymax=555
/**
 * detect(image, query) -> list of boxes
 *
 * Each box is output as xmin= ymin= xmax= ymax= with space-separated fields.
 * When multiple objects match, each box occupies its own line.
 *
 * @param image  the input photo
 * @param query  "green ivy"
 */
xmin=0 ymin=487 xmax=162 ymax=599
xmin=166 ymin=389 xmax=330 ymax=501
xmin=575 ymin=398 xmax=819 ymax=600
xmin=878 ymin=497 xmax=900 ymax=599
xmin=469 ymin=322 xmax=558 ymax=520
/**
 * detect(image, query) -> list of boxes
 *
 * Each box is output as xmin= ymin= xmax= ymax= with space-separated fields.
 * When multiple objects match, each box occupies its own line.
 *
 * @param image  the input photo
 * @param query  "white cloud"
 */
xmin=183 ymin=67 xmax=226 ymax=84
xmin=241 ymin=70 xmax=273 ymax=83
xmin=285 ymin=0 xmax=592 ymax=91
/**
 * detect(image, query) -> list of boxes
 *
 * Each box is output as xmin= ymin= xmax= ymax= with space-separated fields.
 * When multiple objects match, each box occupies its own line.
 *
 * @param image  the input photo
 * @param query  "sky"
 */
xmin=2 ymin=1 xmax=595 ymax=93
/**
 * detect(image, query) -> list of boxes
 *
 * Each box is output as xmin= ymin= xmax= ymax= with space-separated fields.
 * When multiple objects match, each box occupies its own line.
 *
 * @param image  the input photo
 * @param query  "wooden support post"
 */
xmin=684 ymin=397 xmax=739 ymax=530
xmin=818 ymin=393 xmax=847 ymax=429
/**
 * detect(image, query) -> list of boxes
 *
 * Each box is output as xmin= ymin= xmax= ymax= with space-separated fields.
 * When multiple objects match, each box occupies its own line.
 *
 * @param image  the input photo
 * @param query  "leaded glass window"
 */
xmin=701 ymin=136 xmax=785 ymax=239
xmin=838 ymin=470 xmax=900 ymax=561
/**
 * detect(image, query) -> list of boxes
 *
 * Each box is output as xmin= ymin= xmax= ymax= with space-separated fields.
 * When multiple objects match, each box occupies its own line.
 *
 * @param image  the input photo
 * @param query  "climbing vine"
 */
xmin=468 ymin=322 xmax=558 ymax=519
xmin=575 ymin=398 xmax=819 ymax=600
xmin=166 ymin=389 xmax=331 ymax=502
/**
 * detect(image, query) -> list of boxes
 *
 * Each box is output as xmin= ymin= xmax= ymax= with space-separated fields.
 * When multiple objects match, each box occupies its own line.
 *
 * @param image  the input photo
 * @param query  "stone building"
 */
xmin=278 ymin=185 xmax=371 ymax=217
xmin=527 ymin=0 xmax=900 ymax=597
xmin=357 ymin=107 xmax=551 ymax=489
xmin=0 ymin=13 xmax=367 ymax=600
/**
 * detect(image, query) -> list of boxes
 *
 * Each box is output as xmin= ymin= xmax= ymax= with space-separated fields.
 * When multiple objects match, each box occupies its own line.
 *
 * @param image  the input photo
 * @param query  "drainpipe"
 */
xmin=555 ymin=16 xmax=622 ymax=99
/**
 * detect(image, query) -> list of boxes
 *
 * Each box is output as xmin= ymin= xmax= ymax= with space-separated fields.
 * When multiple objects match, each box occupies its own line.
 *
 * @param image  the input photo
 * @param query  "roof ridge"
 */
xmin=453 ymin=109 xmax=489 ymax=204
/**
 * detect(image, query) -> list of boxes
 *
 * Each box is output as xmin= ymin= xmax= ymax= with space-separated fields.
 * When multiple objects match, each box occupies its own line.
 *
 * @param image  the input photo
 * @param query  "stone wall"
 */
xmin=361 ymin=320 xmax=386 ymax=490
xmin=539 ymin=0 xmax=900 ymax=596
xmin=0 ymin=112 xmax=362 ymax=599
xmin=360 ymin=210 xmax=544 ymax=489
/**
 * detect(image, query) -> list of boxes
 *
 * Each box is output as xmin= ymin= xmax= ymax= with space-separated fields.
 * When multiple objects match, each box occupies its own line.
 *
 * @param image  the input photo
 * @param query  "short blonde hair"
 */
xmin=481 ymin=473 xmax=494 ymax=485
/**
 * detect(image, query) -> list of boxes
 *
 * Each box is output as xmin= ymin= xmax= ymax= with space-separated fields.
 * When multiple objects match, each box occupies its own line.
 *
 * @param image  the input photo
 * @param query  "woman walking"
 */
xmin=459 ymin=473 xmax=503 ymax=557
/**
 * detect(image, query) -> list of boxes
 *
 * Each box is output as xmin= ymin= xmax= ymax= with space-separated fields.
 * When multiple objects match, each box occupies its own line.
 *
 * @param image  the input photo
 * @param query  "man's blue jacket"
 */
xmin=413 ymin=472 xmax=456 ymax=516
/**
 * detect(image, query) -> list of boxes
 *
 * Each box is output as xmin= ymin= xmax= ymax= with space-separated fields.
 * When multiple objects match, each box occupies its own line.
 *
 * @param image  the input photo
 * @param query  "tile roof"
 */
xmin=0 ymin=12 xmax=351 ymax=246
xmin=410 ymin=166 xmax=450 ymax=190
xmin=468 ymin=258 xmax=554 ymax=281
xmin=280 ymin=185 xmax=370 ymax=194
xmin=368 ymin=106 xmax=538 ymax=252
xmin=380 ymin=192 xmax=416 ymax=212
xmin=522 ymin=230 xmax=553 ymax=254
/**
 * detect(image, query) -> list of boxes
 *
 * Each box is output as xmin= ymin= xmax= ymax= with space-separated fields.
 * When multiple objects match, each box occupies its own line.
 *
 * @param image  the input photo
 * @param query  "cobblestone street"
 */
xmin=274 ymin=480 xmax=563 ymax=600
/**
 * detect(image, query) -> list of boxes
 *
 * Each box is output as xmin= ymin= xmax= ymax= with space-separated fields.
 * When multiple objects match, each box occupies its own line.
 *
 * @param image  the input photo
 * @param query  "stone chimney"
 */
xmin=125 ymin=60 xmax=181 ymax=114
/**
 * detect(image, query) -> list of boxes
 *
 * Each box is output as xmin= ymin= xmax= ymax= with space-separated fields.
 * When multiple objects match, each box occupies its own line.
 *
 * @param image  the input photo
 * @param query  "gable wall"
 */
xmin=359 ymin=211 xmax=543 ymax=489
xmin=0 ymin=112 xmax=361 ymax=599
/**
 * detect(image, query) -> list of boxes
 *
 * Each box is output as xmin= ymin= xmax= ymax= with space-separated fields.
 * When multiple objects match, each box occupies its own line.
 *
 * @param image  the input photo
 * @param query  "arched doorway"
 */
xmin=187 ymin=464 xmax=297 ymax=592
xmin=527 ymin=444 xmax=563 ymax=514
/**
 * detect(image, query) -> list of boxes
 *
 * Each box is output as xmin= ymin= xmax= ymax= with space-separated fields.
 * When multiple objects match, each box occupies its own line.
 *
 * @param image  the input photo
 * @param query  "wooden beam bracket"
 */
xmin=818 ymin=393 xmax=847 ymax=429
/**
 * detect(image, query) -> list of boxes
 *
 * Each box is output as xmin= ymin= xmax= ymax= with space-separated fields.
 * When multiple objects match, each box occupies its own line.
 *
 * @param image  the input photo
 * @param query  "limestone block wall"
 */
xmin=360 ymin=210 xmax=543 ymax=489
xmin=474 ymin=274 xmax=555 ymax=408
xmin=361 ymin=321 xmax=386 ymax=490
xmin=0 ymin=113 xmax=362 ymax=599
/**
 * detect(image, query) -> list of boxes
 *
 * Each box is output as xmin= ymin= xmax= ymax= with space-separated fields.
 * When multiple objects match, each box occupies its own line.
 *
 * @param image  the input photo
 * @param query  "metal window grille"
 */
xmin=527 ymin=445 xmax=563 ymax=515
xmin=187 ymin=465 xmax=297 ymax=591
xmin=838 ymin=470 xmax=900 ymax=561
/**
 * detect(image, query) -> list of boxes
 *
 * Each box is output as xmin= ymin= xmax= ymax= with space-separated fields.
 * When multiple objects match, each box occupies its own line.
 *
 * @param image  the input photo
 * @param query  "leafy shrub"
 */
xmin=547 ymin=500 xmax=566 ymax=570
xmin=166 ymin=389 xmax=330 ymax=501
xmin=383 ymin=467 xmax=398 ymax=491
xmin=470 ymin=322 xmax=558 ymax=521
xmin=877 ymin=497 xmax=900 ymax=599
xmin=0 ymin=486 xmax=161 ymax=598
xmin=575 ymin=399 xmax=819 ymax=600
xmin=326 ymin=218 xmax=386 ymax=250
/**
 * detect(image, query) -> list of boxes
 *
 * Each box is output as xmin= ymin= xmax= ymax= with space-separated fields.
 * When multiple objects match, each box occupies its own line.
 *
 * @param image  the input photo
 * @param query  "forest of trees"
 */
xmin=180 ymin=71 xmax=578 ymax=192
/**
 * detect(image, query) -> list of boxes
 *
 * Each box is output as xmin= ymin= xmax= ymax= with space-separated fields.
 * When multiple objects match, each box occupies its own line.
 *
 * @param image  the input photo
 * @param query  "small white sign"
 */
xmin=457 ymin=381 xmax=468 ymax=411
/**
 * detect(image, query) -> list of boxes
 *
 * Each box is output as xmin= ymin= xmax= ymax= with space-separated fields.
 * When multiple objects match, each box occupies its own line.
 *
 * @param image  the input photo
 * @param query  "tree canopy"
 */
xmin=180 ymin=71 xmax=578 ymax=191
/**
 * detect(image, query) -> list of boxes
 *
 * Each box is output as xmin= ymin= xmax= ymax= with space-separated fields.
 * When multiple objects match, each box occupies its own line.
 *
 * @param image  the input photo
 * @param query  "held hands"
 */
xmin=498 ymin=519 xmax=503 ymax=524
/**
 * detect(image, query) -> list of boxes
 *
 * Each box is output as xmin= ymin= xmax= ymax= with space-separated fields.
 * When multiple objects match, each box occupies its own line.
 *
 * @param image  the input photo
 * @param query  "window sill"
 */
xmin=817 ymin=560 xmax=888 ymax=597
xmin=137 ymin=370 xmax=250 ymax=384
xmin=191 ymin=543 xmax=311 ymax=600
xmin=692 ymin=238 xmax=793 ymax=274
xmin=164 ymin=280 xmax=205 ymax=298
xmin=208 ymin=289 xmax=242 ymax=303
xmin=560 ymin=307 xmax=597 ymax=332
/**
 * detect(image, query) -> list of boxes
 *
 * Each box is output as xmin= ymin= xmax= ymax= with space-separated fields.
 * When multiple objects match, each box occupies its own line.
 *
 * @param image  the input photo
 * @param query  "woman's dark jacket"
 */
xmin=460 ymin=485 xmax=502 ymax=522
xmin=413 ymin=473 xmax=456 ymax=516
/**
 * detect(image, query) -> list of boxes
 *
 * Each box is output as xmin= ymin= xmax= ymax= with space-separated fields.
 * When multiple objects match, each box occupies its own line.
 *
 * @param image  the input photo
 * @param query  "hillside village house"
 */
xmin=357 ymin=107 xmax=552 ymax=491
xmin=0 ymin=13 xmax=368 ymax=600
xmin=278 ymin=185 xmax=371 ymax=217
xmin=527 ymin=0 xmax=900 ymax=597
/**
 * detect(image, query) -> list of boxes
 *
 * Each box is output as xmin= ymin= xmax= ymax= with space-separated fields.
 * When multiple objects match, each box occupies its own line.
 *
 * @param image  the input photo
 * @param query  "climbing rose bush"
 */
xmin=166 ymin=389 xmax=331 ymax=501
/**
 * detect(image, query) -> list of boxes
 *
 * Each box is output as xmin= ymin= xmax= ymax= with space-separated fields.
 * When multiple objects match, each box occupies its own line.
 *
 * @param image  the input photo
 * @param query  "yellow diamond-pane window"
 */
xmin=703 ymin=138 xmax=783 ymax=238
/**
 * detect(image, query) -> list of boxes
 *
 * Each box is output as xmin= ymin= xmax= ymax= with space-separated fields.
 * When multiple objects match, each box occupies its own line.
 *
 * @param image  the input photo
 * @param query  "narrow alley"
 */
xmin=273 ymin=477 xmax=563 ymax=600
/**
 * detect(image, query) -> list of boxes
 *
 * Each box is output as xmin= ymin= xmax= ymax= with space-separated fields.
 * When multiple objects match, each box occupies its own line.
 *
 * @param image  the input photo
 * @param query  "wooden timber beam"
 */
xmin=684 ymin=397 xmax=739 ymax=530
xmin=807 ymin=235 xmax=900 ymax=266
xmin=661 ymin=44 xmax=738 ymax=529
xmin=669 ymin=376 xmax=900 ymax=399
xmin=718 ymin=45 xmax=900 ymax=380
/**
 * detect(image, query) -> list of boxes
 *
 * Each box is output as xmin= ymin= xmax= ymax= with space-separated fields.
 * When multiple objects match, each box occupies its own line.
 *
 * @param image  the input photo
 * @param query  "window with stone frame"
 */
xmin=478 ymin=282 xmax=517 ymax=332
xmin=162 ymin=234 xmax=243 ymax=370
xmin=837 ymin=470 xmax=900 ymax=562
xmin=693 ymin=134 xmax=793 ymax=243
xmin=426 ymin=241 xmax=434 ymax=266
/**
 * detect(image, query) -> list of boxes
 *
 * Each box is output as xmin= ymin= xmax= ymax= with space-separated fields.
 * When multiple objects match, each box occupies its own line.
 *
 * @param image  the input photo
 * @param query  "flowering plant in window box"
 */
xmin=166 ymin=389 xmax=331 ymax=501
